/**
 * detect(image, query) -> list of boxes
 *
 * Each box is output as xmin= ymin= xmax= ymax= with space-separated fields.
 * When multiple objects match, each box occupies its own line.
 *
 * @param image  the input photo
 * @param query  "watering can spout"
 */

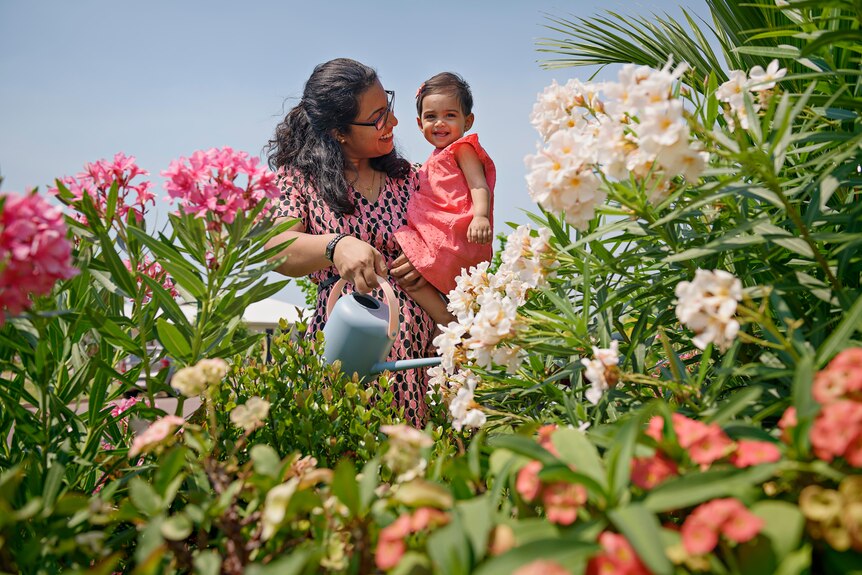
xmin=371 ymin=357 xmax=443 ymax=374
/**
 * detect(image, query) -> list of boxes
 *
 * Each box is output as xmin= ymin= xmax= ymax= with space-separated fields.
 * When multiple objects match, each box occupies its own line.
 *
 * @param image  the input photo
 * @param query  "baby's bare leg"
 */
xmin=409 ymin=283 xmax=455 ymax=327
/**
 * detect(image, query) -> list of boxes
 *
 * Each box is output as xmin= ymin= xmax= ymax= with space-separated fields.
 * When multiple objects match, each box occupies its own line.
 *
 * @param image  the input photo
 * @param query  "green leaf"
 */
xmin=154 ymin=447 xmax=188 ymax=496
xmin=160 ymin=513 xmax=193 ymax=541
xmin=487 ymin=434 xmax=558 ymax=465
xmin=643 ymin=464 xmax=779 ymax=512
xmin=426 ymin=517 xmax=471 ymax=575
xmin=129 ymin=477 xmax=163 ymax=516
xmin=156 ymin=318 xmax=192 ymax=362
xmin=95 ymin=230 xmax=137 ymax=296
xmin=332 ymin=459 xmax=359 ymax=516
xmin=359 ymin=458 xmax=380 ymax=514
xmin=707 ymin=386 xmax=764 ymax=425
xmin=251 ymin=445 xmax=282 ymax=479
xmin=551 ymin=427 xmax=606 ymax=486
xmin=751 ymin=500 xmax=805 ymax=562
xmin=609 ymin=504 xmax=673 ymax=575
xmin=393 ymin=479 xmax=454 ymax=509
xmin=42 ymin=461 xmax=65 ymax=511
xmin=472 ymin=537 xmax=598 ymax=575
xmin=245 ymin=550 xmax=316 ymax=575
xmin=457 ymin=495 xmax=493 ymax=562
xmin=607 ymin=413 xmax=642 ymax=503
xmin=193 ymin=550 xmax=222 ymax=575
xmin=817 ymin=294 xmax=862 ymax=365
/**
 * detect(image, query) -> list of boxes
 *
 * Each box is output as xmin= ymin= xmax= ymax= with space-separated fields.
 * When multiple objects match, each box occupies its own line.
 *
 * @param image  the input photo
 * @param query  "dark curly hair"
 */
xmin=266 ymin=58 xmax=410 ymax=215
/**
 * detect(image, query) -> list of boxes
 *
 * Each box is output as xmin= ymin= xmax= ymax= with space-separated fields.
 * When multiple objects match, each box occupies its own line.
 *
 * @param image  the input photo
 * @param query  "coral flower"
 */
xmin=681 ymin=498 xmax=764 ymax=555
xmin=375 ymin=536 xmax=406 ymax=570
xmin=631 ymin=452 xmax=678 ymax=489
xmin=542 ymin=482 xmax=587 ymax=526
xmin=730 ymin=440 xmax=781 ymax=468
xmin=587 ymin=531 xmax=652 ymax=575
xmin=516 ymin=460 xmax=544 ymax=502
xmin=128 ymin=415 xmax=184 ymax=457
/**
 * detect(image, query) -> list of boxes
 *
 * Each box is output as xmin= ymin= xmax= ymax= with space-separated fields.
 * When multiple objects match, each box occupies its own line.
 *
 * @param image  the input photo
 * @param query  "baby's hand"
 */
xmin=468 ymin=216 xmax=492 ymax=244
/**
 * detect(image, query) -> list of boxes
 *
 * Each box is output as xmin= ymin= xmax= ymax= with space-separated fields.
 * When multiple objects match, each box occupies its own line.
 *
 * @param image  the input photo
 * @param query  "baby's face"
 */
xmin=417 ymin=93 xmax=474 ymax=149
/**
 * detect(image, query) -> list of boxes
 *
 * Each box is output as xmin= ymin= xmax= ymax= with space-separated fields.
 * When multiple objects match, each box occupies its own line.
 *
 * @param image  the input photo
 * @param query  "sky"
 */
xmin=0 ymin=0 xmax=710 ymax=306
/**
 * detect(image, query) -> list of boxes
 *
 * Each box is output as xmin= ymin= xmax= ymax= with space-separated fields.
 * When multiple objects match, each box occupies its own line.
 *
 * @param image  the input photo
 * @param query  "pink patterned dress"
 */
xmin=274 ymin=167 xmax=435 ymax=425
xmin=395 ymin=133 xmax=496 ymax=295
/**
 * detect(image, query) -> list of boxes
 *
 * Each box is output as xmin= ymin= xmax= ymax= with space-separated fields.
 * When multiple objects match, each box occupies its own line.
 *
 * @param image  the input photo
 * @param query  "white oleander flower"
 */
xmin=433 ymin=321 xmax=468 ymax=374
xmin=449 ymin=385 xmax=486 ymax=432
xmin=580 ymin=341 xmax=620 ymax=405
xmin=230 ymin=396 xmax=271 ymax=432
xmin=198 ymin=357 xmax=229 ymax=385
xmin=675 ymin=269 xmax=743 ymax=352
xmin=171 ymin=365 xmax=208 ymax=397
xmin=747 ymin=59 xmax=787 ymax=91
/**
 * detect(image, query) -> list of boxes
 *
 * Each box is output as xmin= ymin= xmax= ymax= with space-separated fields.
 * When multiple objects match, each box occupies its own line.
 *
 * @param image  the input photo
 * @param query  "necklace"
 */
xmin=355 ymin=169 xmax=379 ymax=200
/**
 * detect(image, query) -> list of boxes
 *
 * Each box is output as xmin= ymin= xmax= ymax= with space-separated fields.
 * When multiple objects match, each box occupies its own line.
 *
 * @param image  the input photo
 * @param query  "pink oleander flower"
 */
xmin=0 ymin=191 xmax=78 ymax=323
xmin=124 ymin=257 xmax=179 ymax=302
xmin=110 ymin=396 xmax=140 ymax=418
xmin=631 ymin=452 xmax=678 ymax=489
xmin=681 ymin=498 xmax=764 ymax=555
xmin=542 ymin=481 xmax=587 ymax=526
xmin=514 ymin=559 xmax=571 ymax=575
xmin=587 ymin=531 xmax=652 ymax=575
xmin=162 ymin=147 xmax=280 ymax=231
xmin=128 ymin=415 xmax=184 ymax=457
xmin=516 ymin=460 xmax=544 ymax=502
xmin=814 ymin=347 xmax=862 ymax=404
xmin=50 ymin=152 xmax=154 ymax=225
xmin=778 ymin=406 xmax=797 ymax=444
xmin=730 ymin=440 xmax=781 ymax=468
xmin=810 ymin=399 xmax=862 ymax=464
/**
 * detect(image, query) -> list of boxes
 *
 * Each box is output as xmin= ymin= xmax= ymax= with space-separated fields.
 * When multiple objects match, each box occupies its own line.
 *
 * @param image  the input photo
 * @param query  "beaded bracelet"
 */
xmin=325 ymin=233 xmax=348 ymax=262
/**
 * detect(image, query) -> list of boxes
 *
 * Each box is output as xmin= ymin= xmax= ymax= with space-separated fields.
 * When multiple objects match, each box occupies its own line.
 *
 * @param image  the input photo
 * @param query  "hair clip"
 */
xmin=415 ymin=83 xmax=426 ymax=99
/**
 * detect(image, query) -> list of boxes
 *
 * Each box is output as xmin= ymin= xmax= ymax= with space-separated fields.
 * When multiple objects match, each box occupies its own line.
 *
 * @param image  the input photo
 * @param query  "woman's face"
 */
xmin=339 ymin=81 xmax=397 ymax=161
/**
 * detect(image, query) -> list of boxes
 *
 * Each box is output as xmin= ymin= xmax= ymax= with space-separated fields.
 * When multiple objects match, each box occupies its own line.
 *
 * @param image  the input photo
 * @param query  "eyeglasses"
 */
xmin=349 ymin=90 xmax=395 ymax=130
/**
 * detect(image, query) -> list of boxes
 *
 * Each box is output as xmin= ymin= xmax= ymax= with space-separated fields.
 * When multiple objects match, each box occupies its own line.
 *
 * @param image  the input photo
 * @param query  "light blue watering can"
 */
xmin=322 ymin=276 xmax=442 ymax=379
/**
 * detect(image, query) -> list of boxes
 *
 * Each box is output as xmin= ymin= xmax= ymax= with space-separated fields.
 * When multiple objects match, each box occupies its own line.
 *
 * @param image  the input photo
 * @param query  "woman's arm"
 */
xmin=454 ymin=145 xmax=492 ymax=244
xmin=266 ymin=219 xmax=388 ymax=293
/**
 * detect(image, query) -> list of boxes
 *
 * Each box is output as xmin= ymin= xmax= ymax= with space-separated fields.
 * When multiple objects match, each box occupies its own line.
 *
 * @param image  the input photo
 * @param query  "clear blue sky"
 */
xmin=0 ymin=0 xmax=709 ymax=305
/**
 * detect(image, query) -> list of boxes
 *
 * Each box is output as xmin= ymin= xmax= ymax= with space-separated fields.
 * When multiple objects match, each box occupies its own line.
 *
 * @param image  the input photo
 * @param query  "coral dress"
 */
xmin=274 ymin=167 xmax=435 ymax=426
xmin=395 ymin=134 xmax=496 ymax=295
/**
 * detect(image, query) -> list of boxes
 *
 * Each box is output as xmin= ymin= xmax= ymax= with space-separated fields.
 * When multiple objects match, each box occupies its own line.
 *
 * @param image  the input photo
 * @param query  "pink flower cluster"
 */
xmin=0 ymin=191 xmax=78 ymax=323
xmin=375 ymin=507 xmax=450 ymax=570
xmin=680 ymin=498 xmax=763 ymax=555
xmin=161 ymin=147 xmax=280 ymax=230
xmin=636 ymin=413 xmax=780 ymax=487
xmin=129 ymin=415 xmax=184 ymax=457
xmin=808 ymin=348 xmax=862 ymax=466
xmin=515 ymin=424 xmax=588 ymax=526
xmin=50 ymin=153 xmax=154 ymax=224
xmin=124 ymin=257 xmax=179 ymax=302
xmin=586 ymin=531 xmax=652 ymax=575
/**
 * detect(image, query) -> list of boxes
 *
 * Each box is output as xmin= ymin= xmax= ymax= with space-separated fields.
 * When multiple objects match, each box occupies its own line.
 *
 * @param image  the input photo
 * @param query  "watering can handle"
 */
xmin=325 ymin=275 xmax=399 ymax=340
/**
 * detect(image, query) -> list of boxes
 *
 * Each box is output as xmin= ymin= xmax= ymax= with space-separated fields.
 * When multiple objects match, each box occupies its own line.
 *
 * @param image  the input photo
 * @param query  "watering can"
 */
xmin=322 ymin=275 xmax=442 ymax=379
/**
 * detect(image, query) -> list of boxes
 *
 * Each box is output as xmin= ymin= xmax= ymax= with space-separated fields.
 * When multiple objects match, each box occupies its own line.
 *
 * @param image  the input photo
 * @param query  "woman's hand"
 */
xmin=332 ymin=235 xmax=388 ymax=293
xmin=390 ymin=253 xmax=427 ymax=292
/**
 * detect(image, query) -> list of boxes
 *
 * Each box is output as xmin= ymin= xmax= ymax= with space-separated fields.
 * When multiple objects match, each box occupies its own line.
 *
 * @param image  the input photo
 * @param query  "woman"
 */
xmin=265 ymin=58 xmax=435 ymax=426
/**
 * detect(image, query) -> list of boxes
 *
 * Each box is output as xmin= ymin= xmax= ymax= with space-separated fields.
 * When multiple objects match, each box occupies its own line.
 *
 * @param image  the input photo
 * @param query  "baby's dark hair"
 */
xmin=415 ymin=72 xmax=473 ymax=116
